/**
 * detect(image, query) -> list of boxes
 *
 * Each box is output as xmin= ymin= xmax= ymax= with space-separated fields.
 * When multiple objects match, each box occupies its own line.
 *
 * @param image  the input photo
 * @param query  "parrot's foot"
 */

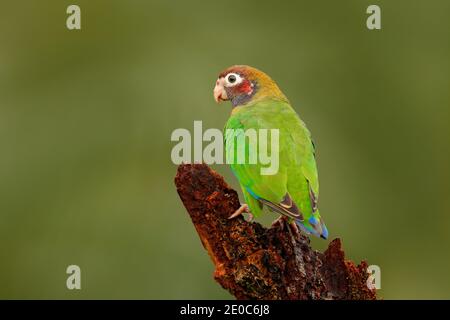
xmin=228 ymin=204 xmax=250 ymax=220
xmin=288 ymin=220 xmax=300 ymax=238
xmin=271 ymin=216 xmax=301 ymax=239
xmin=271 ymin=215 xmax=287 ymax=229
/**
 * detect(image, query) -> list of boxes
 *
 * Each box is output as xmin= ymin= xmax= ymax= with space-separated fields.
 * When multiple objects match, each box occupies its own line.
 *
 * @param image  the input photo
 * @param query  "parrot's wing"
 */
xmin=224 ymin=100 xmax=305 ymax=220
xmin=259 ymin=193 xmax=303 ymax=220
xmin=285 ymin=107 xmax=326 ymax=237
xmin=291 ymin=118 xmax=320 ymax=210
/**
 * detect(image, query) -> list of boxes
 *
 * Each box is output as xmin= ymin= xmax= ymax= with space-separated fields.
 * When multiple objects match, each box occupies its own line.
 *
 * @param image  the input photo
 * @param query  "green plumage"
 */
xmin=224 ymin=98 xmax=325 ymax=237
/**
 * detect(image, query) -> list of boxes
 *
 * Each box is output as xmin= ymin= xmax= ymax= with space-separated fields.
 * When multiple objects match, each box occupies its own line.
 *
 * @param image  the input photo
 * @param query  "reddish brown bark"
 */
xmin=175 ymin=163 xmax=376 ymax=300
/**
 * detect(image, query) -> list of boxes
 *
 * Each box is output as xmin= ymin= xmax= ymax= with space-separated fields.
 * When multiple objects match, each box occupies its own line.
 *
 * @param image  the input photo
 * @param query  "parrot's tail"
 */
xmin=296 ymin=214 xmax=328 ymax=240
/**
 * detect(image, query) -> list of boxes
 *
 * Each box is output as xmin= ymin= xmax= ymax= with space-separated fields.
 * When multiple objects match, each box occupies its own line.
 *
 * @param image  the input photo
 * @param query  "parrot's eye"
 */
xmin=225 ymin=73 xmax=242 ymax=87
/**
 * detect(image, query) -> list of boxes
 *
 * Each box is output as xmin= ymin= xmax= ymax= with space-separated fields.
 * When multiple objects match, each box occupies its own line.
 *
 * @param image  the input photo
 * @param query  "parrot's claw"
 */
xmin=271 ymin=216 xmax=301 ymax=239
xmin=288 ymin=220 xmax=300 ymax=238
xmin=228 ymin=204 xmax=249 ymax=220
xmin=271 ymin=215 xmax=287 ymax=230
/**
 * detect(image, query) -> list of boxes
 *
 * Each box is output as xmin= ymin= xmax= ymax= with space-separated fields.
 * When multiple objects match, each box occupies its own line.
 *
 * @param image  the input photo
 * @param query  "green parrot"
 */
xmin=213 ymin=65 xmax=328 ymax=239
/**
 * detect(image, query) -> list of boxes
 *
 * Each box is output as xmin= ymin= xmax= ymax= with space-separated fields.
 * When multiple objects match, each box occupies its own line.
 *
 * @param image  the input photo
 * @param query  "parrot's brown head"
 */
xmin=214 ymin=65 xmax=288 ymax=107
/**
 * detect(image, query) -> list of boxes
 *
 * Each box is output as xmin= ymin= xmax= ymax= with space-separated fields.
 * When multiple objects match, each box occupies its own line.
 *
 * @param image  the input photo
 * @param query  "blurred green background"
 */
xmin=0 ymin=0 xmax=449 ymax=299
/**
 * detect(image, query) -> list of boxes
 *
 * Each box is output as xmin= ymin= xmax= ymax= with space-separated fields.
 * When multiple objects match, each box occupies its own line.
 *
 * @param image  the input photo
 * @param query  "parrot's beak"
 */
xmin=214 ymin=78 xmax=228 ymax=103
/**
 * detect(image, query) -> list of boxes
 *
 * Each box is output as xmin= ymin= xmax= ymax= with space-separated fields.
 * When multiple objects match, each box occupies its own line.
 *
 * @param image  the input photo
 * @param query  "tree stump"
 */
xmin=175 ymin=163 xmax=376 ymax=300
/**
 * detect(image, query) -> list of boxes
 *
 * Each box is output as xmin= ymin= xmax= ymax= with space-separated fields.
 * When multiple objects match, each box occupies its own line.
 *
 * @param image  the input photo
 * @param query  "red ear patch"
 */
xmin=237 ymin=80 xmax=253 ymax=95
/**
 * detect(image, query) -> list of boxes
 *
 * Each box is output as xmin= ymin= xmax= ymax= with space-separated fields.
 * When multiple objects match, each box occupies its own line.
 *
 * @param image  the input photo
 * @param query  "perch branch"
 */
xmin=175 ymin=163 xmax=376 ymax=300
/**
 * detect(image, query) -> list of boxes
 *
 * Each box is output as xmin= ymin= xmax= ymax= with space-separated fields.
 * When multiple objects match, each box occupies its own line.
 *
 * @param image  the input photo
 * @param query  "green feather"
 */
xmin=224 ymin=98 xmax=326 ymax=237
